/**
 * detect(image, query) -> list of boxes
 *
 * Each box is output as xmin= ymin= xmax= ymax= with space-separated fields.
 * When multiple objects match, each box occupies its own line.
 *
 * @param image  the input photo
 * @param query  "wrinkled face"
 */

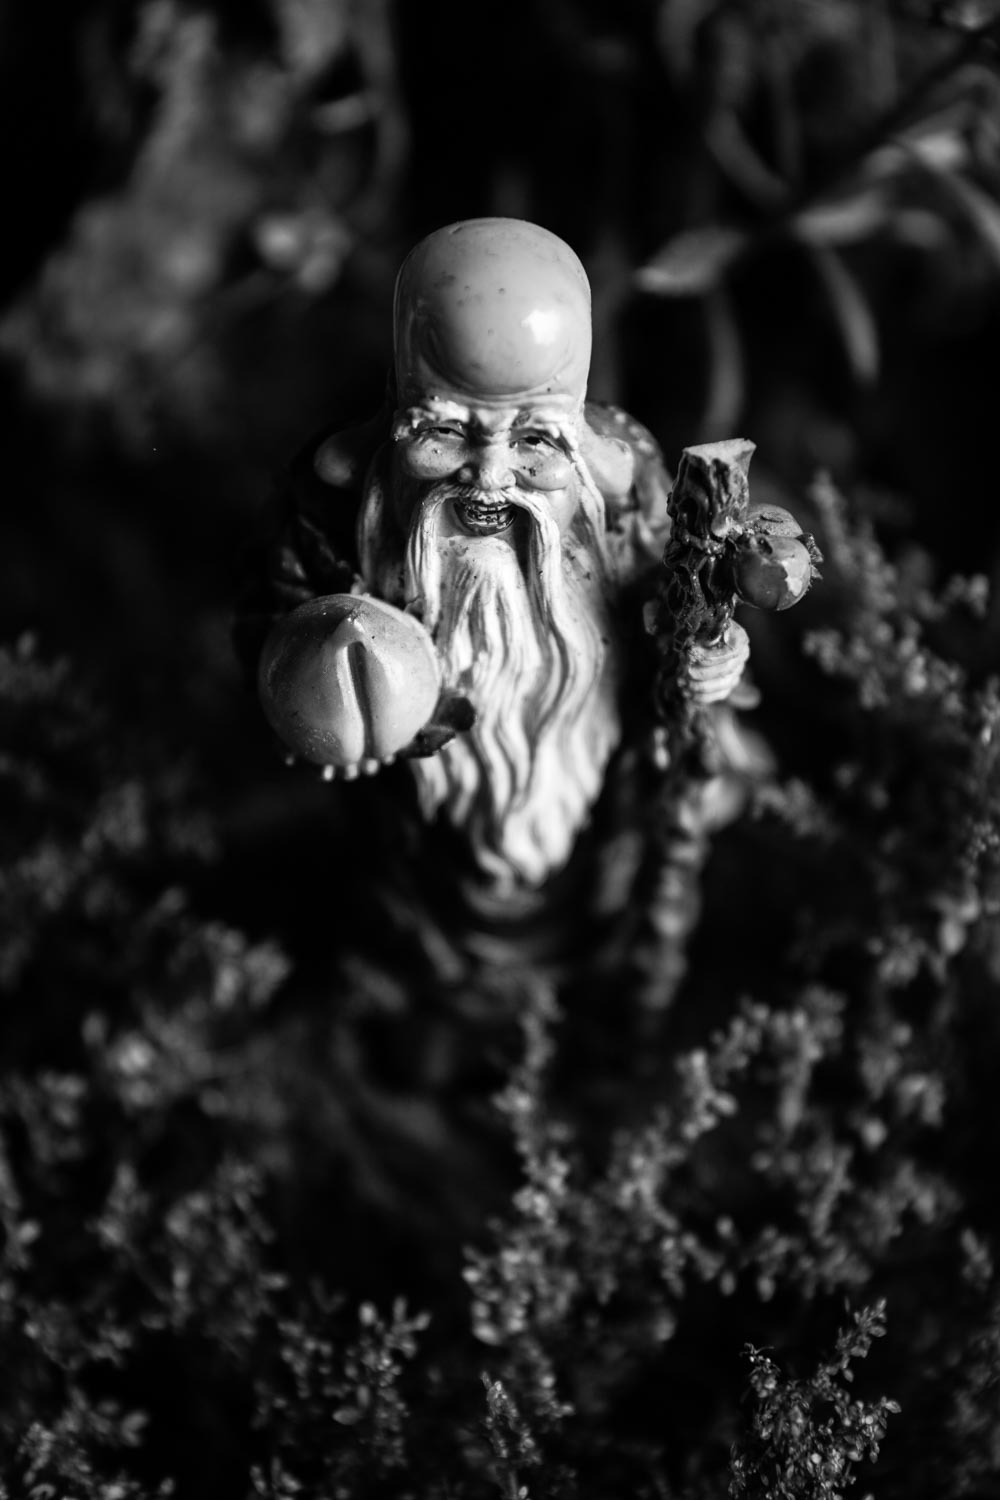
xmin=391 ymin=395 xmax=582 ymax=541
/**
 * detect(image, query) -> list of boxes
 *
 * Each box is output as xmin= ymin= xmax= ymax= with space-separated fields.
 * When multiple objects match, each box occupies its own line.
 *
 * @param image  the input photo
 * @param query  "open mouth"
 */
xmin=452 ymin=494 xmax=516 ymax=537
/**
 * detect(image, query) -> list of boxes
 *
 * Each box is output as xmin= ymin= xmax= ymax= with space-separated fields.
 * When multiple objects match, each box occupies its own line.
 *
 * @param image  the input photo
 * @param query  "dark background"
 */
xmin=4 ymin=3 xmax=1000 ymax=1497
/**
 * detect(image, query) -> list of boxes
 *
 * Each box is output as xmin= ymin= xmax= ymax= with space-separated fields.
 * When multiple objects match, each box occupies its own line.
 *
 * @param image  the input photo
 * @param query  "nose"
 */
xmin=461 ymin=438 xmax=514 ymax=491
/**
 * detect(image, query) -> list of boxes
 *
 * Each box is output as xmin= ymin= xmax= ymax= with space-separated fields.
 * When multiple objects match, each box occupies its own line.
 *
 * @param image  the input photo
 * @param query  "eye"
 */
xmin=516 ymin=430 xmax=563 ymax=452
xmin=400 ymin=423 xmax=469 ymax=478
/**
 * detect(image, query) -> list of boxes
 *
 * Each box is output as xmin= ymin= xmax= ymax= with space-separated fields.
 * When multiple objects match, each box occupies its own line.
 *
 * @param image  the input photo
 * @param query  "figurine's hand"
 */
xmin=685 ymin=621 xmax=750 ymax=705
xmin=285 ymin=691 xmax=476 ymax=780
xmin=281 ymin=751 xmax=393 ymax=782
xmin=397 ymin=690 xmax=476 ymax=759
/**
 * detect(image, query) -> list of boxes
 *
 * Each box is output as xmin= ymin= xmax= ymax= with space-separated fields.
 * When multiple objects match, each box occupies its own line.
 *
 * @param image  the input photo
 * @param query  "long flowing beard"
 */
xmin=391 ymin=481 xmax=622 ymax=891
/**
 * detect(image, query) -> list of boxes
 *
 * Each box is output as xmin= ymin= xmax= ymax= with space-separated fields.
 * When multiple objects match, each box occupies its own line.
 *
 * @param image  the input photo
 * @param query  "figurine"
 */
xmin=236 ymin=218 xmax=817 ymax=987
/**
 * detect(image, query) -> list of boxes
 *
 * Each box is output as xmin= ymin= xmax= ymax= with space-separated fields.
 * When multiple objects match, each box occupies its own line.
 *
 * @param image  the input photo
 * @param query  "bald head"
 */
xmin=393 ymin=218 xmax=592 ymax=410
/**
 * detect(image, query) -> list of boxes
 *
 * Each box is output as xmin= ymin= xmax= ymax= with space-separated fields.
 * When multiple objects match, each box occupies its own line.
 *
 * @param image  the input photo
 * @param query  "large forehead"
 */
xmin=393 ymin=219 xmax=592 ymax=404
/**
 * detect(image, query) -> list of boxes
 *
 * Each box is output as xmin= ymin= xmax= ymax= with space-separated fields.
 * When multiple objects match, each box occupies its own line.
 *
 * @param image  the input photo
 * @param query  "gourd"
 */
xmin=734 ymin=505 xmax=815 ymax=612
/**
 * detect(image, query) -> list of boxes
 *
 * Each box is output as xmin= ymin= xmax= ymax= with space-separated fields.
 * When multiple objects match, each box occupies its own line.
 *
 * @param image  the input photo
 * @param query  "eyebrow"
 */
xmin=406 ymin=404 xmax=570 ymax=439
xmin=510 ymin=410 xmax=566 ymax=433
xmin=410 ymin=406 xmax=513 ymax=437
xmin=408 ymin=400 xmax=470 ymax=424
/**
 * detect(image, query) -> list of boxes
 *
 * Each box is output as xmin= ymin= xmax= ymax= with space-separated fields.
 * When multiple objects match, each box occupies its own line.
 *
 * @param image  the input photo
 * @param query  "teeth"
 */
xmin=454 ymin=497 xmax=515 ymax=536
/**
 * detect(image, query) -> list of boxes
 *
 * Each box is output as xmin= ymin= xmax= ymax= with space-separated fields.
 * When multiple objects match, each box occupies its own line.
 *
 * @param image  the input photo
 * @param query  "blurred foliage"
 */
xmin=4 ymin=0 xmax=1000 ymax=1495
xmin=637 ymin=0 xmax=1000 ymax=433
xmin=0 ymin=0 xmax=402 ymax=447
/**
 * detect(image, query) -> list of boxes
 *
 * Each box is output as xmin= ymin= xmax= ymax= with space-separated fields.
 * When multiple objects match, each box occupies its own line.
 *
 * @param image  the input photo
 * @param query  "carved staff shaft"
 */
xmin=648 ymin=439 xmax=820 ymax=758
xmin=650 ymin=438 xmax=756 ymax=765
xmin=630 ymin=440 xmax=820 ymax=1009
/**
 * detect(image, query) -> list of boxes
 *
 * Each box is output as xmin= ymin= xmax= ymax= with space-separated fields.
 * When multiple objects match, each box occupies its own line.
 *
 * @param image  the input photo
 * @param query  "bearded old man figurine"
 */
xmin=235 ymin=219 xmax=811 ymax=1001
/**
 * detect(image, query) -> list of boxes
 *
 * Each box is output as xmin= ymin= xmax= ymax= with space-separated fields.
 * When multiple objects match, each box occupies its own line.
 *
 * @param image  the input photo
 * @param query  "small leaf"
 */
xmin=805 ymin=244 xmax=880 ymax=386
xmin=707 ymin=112 xmax=790 ymax=209
xmin=894 ymin=131 xmax=1000 ymax=270
xmin=930 ymin=170 xmax=1000 ymax=268
xmin=700 ymin=284 xmax=746 ymax=439
xmin=868 ymin=130 xmax=969 ymax=183
xmin=792 ymin=188 xmax=892 ymax=247
xmin=333 ymin=1405 xmax=364 ymax=1425
xmin=635 ymin=226 xmax=748 ymax=296
xmin=656 ymin=0 xmax=721 ymax=77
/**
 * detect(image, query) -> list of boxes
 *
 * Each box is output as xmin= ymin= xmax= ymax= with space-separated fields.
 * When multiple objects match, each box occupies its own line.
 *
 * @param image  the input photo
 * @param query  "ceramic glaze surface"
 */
xmin=393 ymin=219 xmax=592 ymax=408
xmin=258 ymin=595 xmax=441 ymax=768
xmin=248 ymin=217 xmax=779 ymax=897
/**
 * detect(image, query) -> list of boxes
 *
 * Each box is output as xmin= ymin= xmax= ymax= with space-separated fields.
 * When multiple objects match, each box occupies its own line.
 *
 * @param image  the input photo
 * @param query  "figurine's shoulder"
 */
xmin=233 ymin=415 xmax=386 ymax=688
xmin=312 ymin=409 xmax=390 ymax=492
xmin=283 ymin=406 xmax=390 ymax=516
xmin=582 ymin=401 xmax=672 ymax=579
xmin=584 ymin=400 xmax=665 ymax=460
xmin=582 ymin=401 xmax=672 ymax=519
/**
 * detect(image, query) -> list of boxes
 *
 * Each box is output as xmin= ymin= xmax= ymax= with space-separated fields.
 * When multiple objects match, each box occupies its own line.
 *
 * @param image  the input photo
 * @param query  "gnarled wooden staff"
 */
xmin=629 ymin=439 xmax=821 ymax=1008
